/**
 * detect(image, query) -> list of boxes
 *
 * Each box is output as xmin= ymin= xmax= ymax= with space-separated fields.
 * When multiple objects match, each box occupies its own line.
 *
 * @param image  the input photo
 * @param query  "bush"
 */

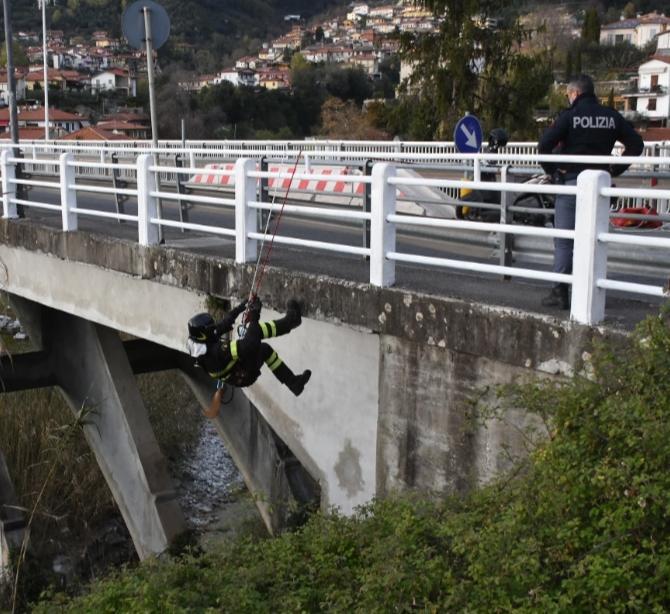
xmin=33 ymin=309 xmax=670 ymax=612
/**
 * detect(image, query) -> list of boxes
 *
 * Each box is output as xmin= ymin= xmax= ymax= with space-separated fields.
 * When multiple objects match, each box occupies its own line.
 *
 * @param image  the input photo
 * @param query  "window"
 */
xmin=651 ymin=75 xmax=659 ymax=88
xmin=648 ymin=98 xmax=657 ymax=111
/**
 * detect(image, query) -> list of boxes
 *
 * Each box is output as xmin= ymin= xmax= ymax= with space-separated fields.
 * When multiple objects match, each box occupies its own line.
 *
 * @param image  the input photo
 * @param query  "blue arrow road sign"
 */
xmin=454 ymin=114 xmax=483 ymax=153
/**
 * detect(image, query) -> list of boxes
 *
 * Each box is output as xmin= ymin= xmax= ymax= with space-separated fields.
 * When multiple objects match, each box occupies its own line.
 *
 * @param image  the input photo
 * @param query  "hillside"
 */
xmin=10 ymin=0 xmax=349 ymax=56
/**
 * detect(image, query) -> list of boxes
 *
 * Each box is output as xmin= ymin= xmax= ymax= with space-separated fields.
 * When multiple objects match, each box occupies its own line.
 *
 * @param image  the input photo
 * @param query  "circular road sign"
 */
xmin=454 ymin=114 xmax=483 ymax=154
xmin=122 ymin=0 xmax=170 ymax=50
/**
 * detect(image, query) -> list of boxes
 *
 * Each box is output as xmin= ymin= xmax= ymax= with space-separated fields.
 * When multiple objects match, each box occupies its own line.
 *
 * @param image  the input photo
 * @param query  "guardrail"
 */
xmin=1 ymin=149 xmax=669 ymax=326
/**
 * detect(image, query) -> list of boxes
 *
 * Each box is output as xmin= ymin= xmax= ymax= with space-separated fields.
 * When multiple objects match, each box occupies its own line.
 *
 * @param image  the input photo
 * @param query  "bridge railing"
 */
xmin=1 ymin=149 xmax=669 ymax=326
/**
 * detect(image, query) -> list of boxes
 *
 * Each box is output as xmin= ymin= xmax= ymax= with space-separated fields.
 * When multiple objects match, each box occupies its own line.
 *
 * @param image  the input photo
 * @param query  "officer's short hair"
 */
xmin=567 ymin=74 xmax=595 ymax=96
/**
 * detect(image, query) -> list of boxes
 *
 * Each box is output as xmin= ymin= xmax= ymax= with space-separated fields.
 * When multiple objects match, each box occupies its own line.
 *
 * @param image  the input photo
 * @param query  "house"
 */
xmin=632 ymin=56 xmax=670 ymax=125
xmin=601 ymin=12 xmax=670 ymax=48
xmin=96 ymin=120 xmax=149 ymax=139
xmin=91 ymin=68 xmax=136 ymax=96
xmin=0 ymin=70 xmax=27 ymax=104
xmin=0 ymin=107 xmax=89 ymax=137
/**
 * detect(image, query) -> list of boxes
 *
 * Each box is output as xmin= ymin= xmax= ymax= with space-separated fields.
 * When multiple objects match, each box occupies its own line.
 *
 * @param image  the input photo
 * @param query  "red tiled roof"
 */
xmin=97 ymin=120 xmax=148 ymax=131
xmin=60 ymin=126 xmax=125 ymax=141
xmin=0 ymin=107 xmax=86 ymax=121
xmin=641 ymin=127 xmax=670 ymax=141
xmin=0 ymin=127 xmax=47 ymax=140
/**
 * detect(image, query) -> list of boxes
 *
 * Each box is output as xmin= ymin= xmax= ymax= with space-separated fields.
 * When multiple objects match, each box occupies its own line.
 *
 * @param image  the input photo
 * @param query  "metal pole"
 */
xmin=3 ymin=0 xmax=24 ymax=218
xmin=3 ymin=0 xmax=20 ymax=151
xmin=40 ymin=0 xmax=49 ymax=140
xmin=143 ymin=6 xmax=159 ymax=148
xmin=142 ymin=6 xmax=162 ymax=240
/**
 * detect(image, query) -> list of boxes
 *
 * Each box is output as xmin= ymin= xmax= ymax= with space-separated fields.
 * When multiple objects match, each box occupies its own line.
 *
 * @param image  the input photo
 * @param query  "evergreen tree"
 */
xmin=607 ymin=88 xmax=615 ymax=108
xmin=565 ymin=51 xmax=573 ymax=81
xmin=623 ymin=2 xmax=636 ymax=19
xmin=581 ymin=8 xmax=601 ymax=44
xmin=398 ymin=0 xmax=552 ymax=139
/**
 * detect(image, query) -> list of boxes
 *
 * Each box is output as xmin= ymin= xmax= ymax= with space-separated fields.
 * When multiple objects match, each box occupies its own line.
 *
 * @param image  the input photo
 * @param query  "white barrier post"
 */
xmin=137 ymin=153 xmax=159 ymax=246
xmin=0 ymin=149 xmax=17 ymax=219
xmin=370 ymin=162 xmax=396 ymax=287
xmin=235 ymin=158 xmax=257 ymax=263
xmin=60 ymin=152 xmax=77 ymax=231
xmin=571 ymin=170 xmax=611 ymax=325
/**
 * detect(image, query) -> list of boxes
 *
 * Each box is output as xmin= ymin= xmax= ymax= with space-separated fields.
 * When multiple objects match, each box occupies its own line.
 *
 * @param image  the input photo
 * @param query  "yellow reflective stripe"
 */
xmin=230 ymin=340 xmax=238 ymax=360
xmin=264 ymin=350 xmax=278 ymax=366
xmin=269 ymin=321 xmax=277 ymax=337
xmin=260 ymin=322 xmax=269 ymax=338
xmin=268 ymin=355 xmax=283 ymax=372
xmin=209 ymin=357 xmax=238 ymax=380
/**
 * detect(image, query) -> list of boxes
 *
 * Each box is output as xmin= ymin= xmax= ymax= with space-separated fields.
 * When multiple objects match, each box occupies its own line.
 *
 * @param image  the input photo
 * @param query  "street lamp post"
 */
xmin=38 ymin=0 xmax=49 ymax=140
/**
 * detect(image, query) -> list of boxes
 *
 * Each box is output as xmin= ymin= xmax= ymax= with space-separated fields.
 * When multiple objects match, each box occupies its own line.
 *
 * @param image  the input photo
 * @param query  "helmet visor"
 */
xmin=186 ymin=338 xmax=208 ymax=358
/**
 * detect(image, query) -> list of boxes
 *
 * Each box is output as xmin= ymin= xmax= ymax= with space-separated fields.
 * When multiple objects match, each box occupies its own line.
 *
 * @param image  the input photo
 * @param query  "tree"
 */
xmin=581 ymin=8 xmax=601 ymax=45
xmin=315 ymin=26 xmax=324 ymax=43
xmin=0 ymin=41 xmax=29 ymax=68
xmin=398 ymin=0 xmax=552 ymax=139
xmin=319 ymin=96 xmax=388 ymax=139
xmin=606 ymin=88 xmax=615 ymax=108
xmin=623 ymin=2 xmax=636 ymax=19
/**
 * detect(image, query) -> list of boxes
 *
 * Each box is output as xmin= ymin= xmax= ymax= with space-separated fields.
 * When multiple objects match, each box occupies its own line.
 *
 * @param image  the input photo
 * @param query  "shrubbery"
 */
xmin=34 ymin=309 xmax=670 ymax=612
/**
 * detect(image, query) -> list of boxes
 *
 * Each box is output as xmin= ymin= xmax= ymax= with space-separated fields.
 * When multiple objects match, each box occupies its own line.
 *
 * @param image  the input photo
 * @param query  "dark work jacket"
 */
xmin=195 ymin=303 xmax=264 ymax=387
xmin=538 ymin=93 xmax=643 ymax=177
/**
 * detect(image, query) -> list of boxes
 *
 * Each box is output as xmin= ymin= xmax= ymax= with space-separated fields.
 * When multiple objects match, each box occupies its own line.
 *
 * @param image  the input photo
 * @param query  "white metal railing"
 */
xmin=1 ymin=148 xmax=669 ymax=326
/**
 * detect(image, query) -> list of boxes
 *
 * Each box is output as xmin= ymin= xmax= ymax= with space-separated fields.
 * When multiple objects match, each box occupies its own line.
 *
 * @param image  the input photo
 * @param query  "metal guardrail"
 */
xmin=1 ymin=147 xmax=669 ymax=326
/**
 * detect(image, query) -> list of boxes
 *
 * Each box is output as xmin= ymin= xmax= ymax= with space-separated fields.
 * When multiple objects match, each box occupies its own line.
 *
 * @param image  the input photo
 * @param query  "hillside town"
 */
xmin=0 ymin=1 xmax=669 ymax=140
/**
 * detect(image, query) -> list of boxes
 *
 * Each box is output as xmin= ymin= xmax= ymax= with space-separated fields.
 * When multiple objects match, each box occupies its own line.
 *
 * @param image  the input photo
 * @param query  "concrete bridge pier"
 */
xmin=178 ymin=368 xmax=320 ymax=534
xmin=8 ymin=296 xmax=185 ymax=560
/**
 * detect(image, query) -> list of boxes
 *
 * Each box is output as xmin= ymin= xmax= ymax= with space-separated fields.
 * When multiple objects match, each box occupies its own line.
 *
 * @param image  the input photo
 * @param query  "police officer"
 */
xmin=187 ymin=296 xmax=311 ymax=396
xmin=538 ymin=74 xmax=643 ymax=309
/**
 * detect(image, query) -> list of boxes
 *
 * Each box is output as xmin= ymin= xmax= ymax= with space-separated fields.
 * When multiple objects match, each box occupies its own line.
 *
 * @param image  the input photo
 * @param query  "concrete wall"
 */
xmin=0 ymin=221 xmax=619 ymax=514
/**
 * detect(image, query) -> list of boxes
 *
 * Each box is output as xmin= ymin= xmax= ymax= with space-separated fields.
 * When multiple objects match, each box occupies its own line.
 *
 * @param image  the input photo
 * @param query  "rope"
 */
xmin=241 ymin=150 xmax=303 ymax=327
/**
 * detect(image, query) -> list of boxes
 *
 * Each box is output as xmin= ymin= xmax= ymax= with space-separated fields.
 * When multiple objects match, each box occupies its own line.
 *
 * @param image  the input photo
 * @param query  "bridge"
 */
xmin=0 ymin=139 xmax=668 ymax=570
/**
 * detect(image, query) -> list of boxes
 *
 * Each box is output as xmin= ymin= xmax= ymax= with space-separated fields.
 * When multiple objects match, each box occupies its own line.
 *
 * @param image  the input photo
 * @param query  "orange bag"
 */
xmin=611 ymin=206 xmax=662 ymax=229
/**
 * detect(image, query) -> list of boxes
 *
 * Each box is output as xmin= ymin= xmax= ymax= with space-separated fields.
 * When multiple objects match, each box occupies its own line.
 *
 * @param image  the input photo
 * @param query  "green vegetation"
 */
xmin=395 ymin=0 xmax=553 ymax=140
xmin=33 ymin=309 xmax=670 ymax=611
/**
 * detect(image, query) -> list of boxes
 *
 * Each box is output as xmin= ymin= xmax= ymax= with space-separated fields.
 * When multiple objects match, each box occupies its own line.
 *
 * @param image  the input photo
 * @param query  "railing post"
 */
xmin=235 ymin=158 xmax=257 ymax=264
xmin=59 ymin=152 xmax=77 ymax=231
xmin=498 ymin=164 xmax=513 ymax=278
xmin=571 ymin=170 xmax=611 ymax=325
xmin=137 ymin=153 xmax=159 ymax=246
xmin=1 ymin=149 xmax=17 ymax=219
xmin=370 ymin=162 xmax=396 ymax=287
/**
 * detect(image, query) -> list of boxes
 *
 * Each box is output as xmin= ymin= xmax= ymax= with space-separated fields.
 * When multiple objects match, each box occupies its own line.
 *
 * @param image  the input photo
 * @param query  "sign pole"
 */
xmin=142 ymin=5 xmax=163 ymax=240
xmin=2 ymin=0 xmax=20 ymax=152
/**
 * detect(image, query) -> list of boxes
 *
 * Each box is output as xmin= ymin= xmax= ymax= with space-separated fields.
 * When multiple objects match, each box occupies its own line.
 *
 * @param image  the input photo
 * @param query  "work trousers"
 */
xmin=552 ymin=178 xmax=577 ymax=284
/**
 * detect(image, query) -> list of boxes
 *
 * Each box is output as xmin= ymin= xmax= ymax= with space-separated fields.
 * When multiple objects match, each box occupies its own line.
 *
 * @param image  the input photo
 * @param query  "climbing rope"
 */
xmin=241 ymin=150 xmax=304 ymax=329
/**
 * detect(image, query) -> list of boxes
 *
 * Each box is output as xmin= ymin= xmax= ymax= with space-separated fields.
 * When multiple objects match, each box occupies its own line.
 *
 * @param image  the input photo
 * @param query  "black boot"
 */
xmin=288 ymin=370 xmax=311 ymax=396
xmin=273 ymin=363 xmax=311 ymax=396
xmin=541 ymin=284 xmax=569 ymax=310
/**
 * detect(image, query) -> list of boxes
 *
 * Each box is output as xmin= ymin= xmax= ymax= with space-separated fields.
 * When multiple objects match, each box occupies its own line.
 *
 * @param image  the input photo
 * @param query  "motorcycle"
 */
xmin=456 ymin=128 xmax=554 ymax=227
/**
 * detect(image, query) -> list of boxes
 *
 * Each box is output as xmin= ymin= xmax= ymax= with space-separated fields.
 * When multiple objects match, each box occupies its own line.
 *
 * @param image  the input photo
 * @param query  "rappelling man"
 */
xmin=187 ymin=296 xmax=311 ymax=416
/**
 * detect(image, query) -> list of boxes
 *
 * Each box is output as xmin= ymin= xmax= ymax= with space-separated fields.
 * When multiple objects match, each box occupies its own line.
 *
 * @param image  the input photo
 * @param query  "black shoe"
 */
xmin=286 ymin=299 xmax=303 ymax=328
xmin=541 ymin=286 xmax=569 ymax=310
xmin=288 ymin=370 xmax=311 ymax=396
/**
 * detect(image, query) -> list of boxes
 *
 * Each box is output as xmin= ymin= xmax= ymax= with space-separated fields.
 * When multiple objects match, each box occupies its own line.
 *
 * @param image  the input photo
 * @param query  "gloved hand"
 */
xmin=246 ymin=295 xmax=262 ymax=321
xmin=230 ymin=299 xmax=248 ymax=319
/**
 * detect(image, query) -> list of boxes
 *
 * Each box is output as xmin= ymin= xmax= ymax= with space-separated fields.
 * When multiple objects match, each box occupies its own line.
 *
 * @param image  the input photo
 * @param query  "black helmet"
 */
xmin=488 ymin=128 xmax=508 ymax=151
xmin=188 ymin=312 xmax=215 ymax=341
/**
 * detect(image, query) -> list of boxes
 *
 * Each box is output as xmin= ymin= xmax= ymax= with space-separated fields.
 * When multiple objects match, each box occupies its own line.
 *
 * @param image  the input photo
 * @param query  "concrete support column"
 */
xmin=11 ymin=298 xmax=185 ymax=560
